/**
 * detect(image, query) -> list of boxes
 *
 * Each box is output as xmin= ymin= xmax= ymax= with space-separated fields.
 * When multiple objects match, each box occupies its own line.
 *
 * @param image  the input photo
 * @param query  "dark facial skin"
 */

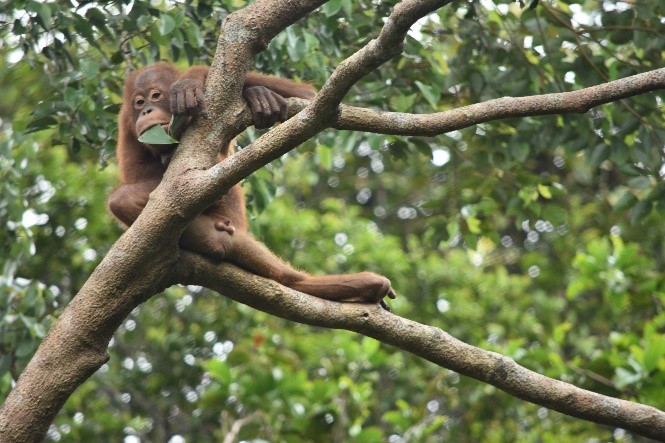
xmin=131 ymin=69 xmax=176 ymax=138
xmin=130 ymin=68 xmax=195 ymax=164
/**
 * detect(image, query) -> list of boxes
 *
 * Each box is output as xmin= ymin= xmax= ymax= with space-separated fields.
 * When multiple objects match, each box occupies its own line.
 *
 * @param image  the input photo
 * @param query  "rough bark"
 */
xmin=181 ymin=255 xmax=665 ymax=441
xmin=0 ymin=1 xmax=327 ymax=441
xmin=1 ymin=0 xmax=664 ymax=441
xmin=286 ymin=68 xmax=665 ymax=136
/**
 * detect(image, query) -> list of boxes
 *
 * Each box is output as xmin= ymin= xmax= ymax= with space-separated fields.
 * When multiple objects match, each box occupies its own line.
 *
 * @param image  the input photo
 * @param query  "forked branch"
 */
xmin=181 ymin=255 xmax=665 ymax=441
xmin=201 ymin=0 xmax=453 ymax=199
xmin=284 ymin=67 xmax=665 ymax=136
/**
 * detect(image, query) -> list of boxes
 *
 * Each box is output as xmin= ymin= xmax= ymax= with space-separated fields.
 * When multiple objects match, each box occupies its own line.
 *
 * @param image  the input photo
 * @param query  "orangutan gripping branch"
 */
xmin=108 ymin=62 xmax=396 ymax=307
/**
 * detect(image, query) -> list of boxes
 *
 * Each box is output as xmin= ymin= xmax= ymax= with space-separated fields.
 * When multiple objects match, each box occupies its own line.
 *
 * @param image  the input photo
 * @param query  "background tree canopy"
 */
xmin=1 ymin=0 xmax=664 ymax=441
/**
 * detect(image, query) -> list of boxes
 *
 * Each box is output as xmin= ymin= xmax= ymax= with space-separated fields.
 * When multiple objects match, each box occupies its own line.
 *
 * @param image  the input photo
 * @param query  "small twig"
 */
xmin=222 ymin=411 xmax=260 ymax=443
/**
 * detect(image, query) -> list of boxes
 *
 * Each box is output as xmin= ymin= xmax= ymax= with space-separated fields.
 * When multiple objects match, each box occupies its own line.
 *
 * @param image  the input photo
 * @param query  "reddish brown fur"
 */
xmin=109 ymin=63 xmax=395 ymax=307
xmin=117 ymin=63 xmax=181 ymax=184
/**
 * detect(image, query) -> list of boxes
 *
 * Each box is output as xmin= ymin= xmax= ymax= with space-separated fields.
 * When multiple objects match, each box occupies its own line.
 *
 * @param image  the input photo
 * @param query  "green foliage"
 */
xmin=1 ymin=0 xmax=665 ymax=441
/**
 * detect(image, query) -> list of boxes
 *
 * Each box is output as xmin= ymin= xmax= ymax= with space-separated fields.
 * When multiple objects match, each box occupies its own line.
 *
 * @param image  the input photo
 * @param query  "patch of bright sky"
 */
xmin=568 ymin=4 xmax=598 ymax=27
xmin=479 ymin=0 xmax=508 ymax=15
xmin=478 ymin=0 xmax=626 ymax=29
xmin=408 ymin=12 xmax=441 ymax=40
xmin=5 ymin=0 xmax=120 ymax=64
xmin=523 ymin=35 xmax=533 ymax=48
xmin=603 ymin=1 xmax=632 ymax=12
xmin=20 ymin=209 xmax=49 ymax=228
xmin=432 ymin=148 xmax=450 ymax=167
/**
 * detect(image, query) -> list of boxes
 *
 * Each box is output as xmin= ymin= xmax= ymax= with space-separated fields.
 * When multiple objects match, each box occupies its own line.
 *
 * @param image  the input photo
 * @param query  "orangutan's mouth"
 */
xmin=138 ymin=121 xmax=170 ymax=137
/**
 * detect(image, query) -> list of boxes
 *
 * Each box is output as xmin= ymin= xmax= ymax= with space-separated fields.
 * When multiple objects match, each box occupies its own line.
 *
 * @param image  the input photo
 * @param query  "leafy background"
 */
xmin=1 ymin=0 xmax=664 ymax=441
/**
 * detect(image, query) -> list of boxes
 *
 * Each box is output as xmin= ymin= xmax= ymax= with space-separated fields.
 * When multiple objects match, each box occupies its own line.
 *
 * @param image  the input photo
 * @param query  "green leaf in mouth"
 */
xmin=138 ymin=124 xmax=179 ymax=145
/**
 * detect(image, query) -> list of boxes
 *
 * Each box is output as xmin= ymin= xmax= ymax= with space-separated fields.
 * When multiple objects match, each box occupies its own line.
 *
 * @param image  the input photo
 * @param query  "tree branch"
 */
xmin=315 ymin=0 xmax=451 ymax=105
xmin=157 ymin=0 xmax=331 ymax=218
xmin=180 ymin=255 xmax=665 ymax=441
xmin=285 ymin=67 xmax=665 ymax=136
xmin=3 ymin=0 xmax=664 ymax=441
xmin=193 ymin=0 xmax=452 ymax=210
xmin=0 ymin=2 xmax=338 ymax=441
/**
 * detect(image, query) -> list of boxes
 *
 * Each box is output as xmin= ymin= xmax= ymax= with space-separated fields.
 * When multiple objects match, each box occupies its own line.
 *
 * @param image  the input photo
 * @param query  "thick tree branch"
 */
xmin=0 ymin=227 xmax=182 ymax=442
xmin=3 ymin=0 xmax=664 ymax=441
xmin=0 ymin=2 xmax=335 ymax=441
xmin=156 ymin=0 xmax=330 ymax=219
xmin=315 ymin=0 xmax=451 ymax=105
xmin=197 ymin=65 xmax=663 ymax=214
xmin=286 ymin=67 xmax=665 ymax=136
xmin=180 ymin=255 xmax=665 ymax=441
xmin=191 ymin=0 xmax=452 ymax=212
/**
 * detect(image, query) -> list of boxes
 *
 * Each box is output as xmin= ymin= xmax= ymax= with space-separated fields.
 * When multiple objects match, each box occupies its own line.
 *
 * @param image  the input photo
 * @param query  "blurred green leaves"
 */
xmin=2 ymin=0 xmax=665 ymax=440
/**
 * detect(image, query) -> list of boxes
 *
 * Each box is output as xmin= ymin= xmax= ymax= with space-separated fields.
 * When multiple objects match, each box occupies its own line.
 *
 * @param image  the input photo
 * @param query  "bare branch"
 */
xmin=198 ymin=0 xmax=453 ymax=205
xmin=286 ymin=68 xmax=665 ymax=136
xmin=206 ymin=0 xmax=328 ymax=118
xmin=207 ymin=66 xmax=662 ymax=200
xmin=181 ymin=255 xmax=665 ymax=441
xmin=156 ymin=2 xmax=339 ymax=228
xmin=0 ymin=2 xmax=334 ymax=441
xmin=3 ymin=1 xmax=663 ymax=441
xmin=316 ymin=0 xmax=452 ymax=105
xmin=222 ymin=411 xmax=261 ymax=443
